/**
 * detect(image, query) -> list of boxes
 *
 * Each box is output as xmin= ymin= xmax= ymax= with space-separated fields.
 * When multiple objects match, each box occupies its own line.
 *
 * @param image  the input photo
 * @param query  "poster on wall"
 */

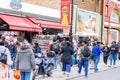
xmin=76 ymin=9 xmax=101 ymax=37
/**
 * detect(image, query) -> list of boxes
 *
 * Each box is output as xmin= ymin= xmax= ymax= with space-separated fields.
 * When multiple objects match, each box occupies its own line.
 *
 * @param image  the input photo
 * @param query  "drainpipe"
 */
xmin=101 ymin=0 xmax=105 ymax=42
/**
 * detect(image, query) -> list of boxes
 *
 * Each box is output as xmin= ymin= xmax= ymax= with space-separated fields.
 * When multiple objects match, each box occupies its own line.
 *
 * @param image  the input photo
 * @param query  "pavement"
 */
xmin=9 ymin=56 xmax=120 ymax=80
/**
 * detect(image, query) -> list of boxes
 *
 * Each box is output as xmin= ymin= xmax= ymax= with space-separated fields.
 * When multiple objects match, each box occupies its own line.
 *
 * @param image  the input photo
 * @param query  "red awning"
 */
xmin=28 ymin=17 xmax=70 ymax=30
xmin=0 ymin=14 xmax=42 ymax=32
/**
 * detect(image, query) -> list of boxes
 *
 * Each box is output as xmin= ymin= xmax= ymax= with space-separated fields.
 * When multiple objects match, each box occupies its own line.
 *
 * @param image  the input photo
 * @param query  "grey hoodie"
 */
xmin=15 ymin=46 xmax=36 ymax=72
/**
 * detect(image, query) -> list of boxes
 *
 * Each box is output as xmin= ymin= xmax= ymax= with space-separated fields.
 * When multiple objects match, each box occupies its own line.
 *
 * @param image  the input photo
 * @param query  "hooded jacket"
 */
xmin=15 ymin=45 xmax=36 ymax=72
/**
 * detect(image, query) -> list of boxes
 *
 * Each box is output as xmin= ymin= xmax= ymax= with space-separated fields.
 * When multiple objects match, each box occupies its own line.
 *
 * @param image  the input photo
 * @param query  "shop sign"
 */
xmin=10 ymin=0 xmax=22 ymax=10
xmin=60 ymin=0 xmax=70 ymax=25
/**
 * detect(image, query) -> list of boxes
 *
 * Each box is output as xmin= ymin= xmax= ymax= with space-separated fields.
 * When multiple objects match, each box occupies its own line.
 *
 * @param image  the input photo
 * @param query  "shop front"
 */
xmin=0 ymin=14 xmax=42 ymax=43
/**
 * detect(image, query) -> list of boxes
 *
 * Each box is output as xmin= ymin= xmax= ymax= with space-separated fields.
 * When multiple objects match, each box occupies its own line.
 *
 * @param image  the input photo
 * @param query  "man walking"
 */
xmin=77 ymin=41 xmax=91 ymax=77
xmin=50 ymin=37 xmax=60 ymax=69
xmin=109 ymin=41 xmax=119 ymax=68
xmin=92 ymin=42 xmax=101 ymax=72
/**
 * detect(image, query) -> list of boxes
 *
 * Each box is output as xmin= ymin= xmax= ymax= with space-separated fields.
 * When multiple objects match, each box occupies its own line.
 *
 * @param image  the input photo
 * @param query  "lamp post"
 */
xmin=69 ymin=0 xmax=74 ymax=42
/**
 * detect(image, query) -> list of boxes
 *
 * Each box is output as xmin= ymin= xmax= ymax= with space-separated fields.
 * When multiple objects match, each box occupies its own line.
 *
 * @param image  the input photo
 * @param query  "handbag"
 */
xmin=13 ymin=69 xmax=20 ymax=79
xmin=0 ymin=49 xmax=7 ymax=64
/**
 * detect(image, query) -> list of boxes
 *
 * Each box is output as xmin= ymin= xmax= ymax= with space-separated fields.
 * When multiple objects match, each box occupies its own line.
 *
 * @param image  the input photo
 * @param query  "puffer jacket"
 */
xmin=15 ymin=46 xmax=36 ymax=72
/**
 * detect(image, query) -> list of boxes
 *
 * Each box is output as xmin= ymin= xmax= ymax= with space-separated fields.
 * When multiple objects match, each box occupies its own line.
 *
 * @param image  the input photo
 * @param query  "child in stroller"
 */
xmin=32 ymin=51 xmax=55 ymax=80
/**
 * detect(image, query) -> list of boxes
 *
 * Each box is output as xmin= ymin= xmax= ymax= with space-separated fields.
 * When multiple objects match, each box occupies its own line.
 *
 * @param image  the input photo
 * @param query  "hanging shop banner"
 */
xmin=10 ymin=0 xmax=22 ymax=10
xmin=0 ymin=63 xmax=8 ymax=80
xmin=60 ymin=0 xmax=70 ymax=25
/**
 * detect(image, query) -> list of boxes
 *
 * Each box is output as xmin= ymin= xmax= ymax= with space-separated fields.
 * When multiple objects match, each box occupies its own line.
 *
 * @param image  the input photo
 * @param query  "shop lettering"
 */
xmin=10 ymin=0 xmax=22 ymax=10
xmin=10 ymin=3 xmax=21 ymax=7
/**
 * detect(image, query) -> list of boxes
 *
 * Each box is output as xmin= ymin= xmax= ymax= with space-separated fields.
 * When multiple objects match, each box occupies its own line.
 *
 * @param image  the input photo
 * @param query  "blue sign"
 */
xmin=10 ymin=0 xmax=22 ymax=10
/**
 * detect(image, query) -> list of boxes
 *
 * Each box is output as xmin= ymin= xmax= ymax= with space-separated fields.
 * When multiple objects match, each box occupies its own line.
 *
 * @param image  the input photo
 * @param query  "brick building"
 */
xmin=104 ymin=0 xmax=120 ymax=44
xmin=23 ymin=0 xmax=102 ymax=13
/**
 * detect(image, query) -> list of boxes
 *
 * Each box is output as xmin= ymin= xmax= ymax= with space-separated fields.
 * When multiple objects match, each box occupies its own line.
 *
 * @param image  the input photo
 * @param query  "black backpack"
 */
xmin=82 ymin=46 xmax=90 ymax=57
xmin=51 ymin=43 xmax=59 ymax=53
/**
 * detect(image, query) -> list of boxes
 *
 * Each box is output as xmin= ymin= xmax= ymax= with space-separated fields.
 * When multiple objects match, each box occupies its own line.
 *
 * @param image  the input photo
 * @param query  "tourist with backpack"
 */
xmin=77 ymin=41 xmax=91 ymax=77
xmin=92 ymin=42 xmax=102 ymax=72
xmin=50 ymin=37 xmax=60 ymax=69
xmin=0 ymin=42 xmax=13 ymax=65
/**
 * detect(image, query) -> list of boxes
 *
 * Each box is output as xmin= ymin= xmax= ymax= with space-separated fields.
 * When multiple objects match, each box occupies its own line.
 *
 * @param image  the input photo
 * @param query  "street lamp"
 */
xmin=69 ymin=0 xmax=74 ymax=42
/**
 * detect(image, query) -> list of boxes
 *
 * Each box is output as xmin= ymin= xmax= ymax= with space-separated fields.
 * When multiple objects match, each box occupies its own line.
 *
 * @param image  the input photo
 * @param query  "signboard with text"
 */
xmin=10 ymin=0 xmax=22 ymax=10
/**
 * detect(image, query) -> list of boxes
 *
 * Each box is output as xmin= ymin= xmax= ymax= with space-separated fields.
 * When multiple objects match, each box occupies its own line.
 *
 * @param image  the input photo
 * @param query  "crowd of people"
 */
xmin=0 ymin=35 xmax=120 ymax=80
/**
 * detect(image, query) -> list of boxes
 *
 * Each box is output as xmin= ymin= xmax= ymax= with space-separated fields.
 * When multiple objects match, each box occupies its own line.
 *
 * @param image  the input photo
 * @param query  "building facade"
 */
xmin=104 ymin=0 xmax=120 ymax=44
xmin=23 ymin=0 xmax=102 ymax=13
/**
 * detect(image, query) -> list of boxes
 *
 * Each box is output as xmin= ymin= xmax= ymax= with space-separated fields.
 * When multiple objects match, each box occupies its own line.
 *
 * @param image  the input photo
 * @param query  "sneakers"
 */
xmin=94 ymin=69 xmax=98 ymax=72
xmin=63 ymin=72 xmax=65 ymax=75
xmin=113 ymin=65 xmax=116 ymax=68
xmin=108 ymin=65 xmax=112 ymax=68
xmin=108 ymin=65 xmax=117 ymax=68
xmin=67 ymin=74 xmax=69 ymax=77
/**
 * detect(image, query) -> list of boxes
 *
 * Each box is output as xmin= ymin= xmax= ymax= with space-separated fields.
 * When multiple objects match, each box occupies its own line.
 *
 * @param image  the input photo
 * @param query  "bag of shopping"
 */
xmin=72 ymin=55 xmax=76 ymax=65
xmin=13 ymin=69 xmax=20 ymax=79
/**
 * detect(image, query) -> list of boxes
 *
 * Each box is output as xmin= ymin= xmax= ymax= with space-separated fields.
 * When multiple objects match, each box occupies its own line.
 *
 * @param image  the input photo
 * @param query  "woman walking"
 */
xmin=60 ymin=42 xmax=74 ymax=77
xmin=15 ymin=42 xmax=36 ymax=80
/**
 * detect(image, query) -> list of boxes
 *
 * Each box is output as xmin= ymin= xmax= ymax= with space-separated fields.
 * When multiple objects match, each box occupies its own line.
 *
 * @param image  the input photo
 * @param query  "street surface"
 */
xmin=69 ymin=67 xmax=120 ymax=80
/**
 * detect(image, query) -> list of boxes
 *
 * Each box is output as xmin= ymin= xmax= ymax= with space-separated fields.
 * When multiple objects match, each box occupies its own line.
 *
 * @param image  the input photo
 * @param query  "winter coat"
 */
xmin=110 ymin=45 xmax=119 ymax=54
xmin=92 ymin=45 xmax=101 ymax=57
xmin=0 ymin=46 xmax=13 ymax=65
xmin=15 ymin=45 xmax=36 ymax=72
xmin=60 ymin=47 xmax=74 ymax=64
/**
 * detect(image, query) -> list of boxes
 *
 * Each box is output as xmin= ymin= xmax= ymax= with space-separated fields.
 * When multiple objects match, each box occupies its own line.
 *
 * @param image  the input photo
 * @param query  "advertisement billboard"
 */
xmin=76 ymin=9 xmax=101 ymax=38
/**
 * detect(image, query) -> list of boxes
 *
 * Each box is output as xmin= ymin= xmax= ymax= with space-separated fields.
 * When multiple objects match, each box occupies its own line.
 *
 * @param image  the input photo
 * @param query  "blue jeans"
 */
xmin=94 ymin=56 xmax=100 ymax=70
xmin=11 ymin=57 xmax=15 ymax=69
xmin=109 ymin=54 xmax=117 ymax=65
xmin=62 ymin=63 xmax=71 ymax=73
xmin=20 ymin=72 xmax=31 ymax=80
xmin=54 ymin=55 xmax=58 ymax=69
xmin=78 ymin=58 xmax=89 ymax=76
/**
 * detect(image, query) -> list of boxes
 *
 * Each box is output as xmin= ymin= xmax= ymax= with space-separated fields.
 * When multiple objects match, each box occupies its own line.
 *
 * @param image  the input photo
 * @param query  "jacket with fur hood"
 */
xmin=15 ymin=45 xmax=36 ymax=72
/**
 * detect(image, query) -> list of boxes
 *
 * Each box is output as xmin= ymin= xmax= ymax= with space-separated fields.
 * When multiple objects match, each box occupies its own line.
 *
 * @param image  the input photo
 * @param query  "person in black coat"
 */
xmin=8 ymin=40 xmax=17 ymax=69
xmin=60 ymin=42 xmax=74 ymax=77
xmin=102 ymin=44 xmax=110 ymax=65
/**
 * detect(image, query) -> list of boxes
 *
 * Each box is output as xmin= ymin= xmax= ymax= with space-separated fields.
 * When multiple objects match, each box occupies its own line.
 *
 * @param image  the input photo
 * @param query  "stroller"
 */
xmin=32 ymin=51 xmax=55 ymax=80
